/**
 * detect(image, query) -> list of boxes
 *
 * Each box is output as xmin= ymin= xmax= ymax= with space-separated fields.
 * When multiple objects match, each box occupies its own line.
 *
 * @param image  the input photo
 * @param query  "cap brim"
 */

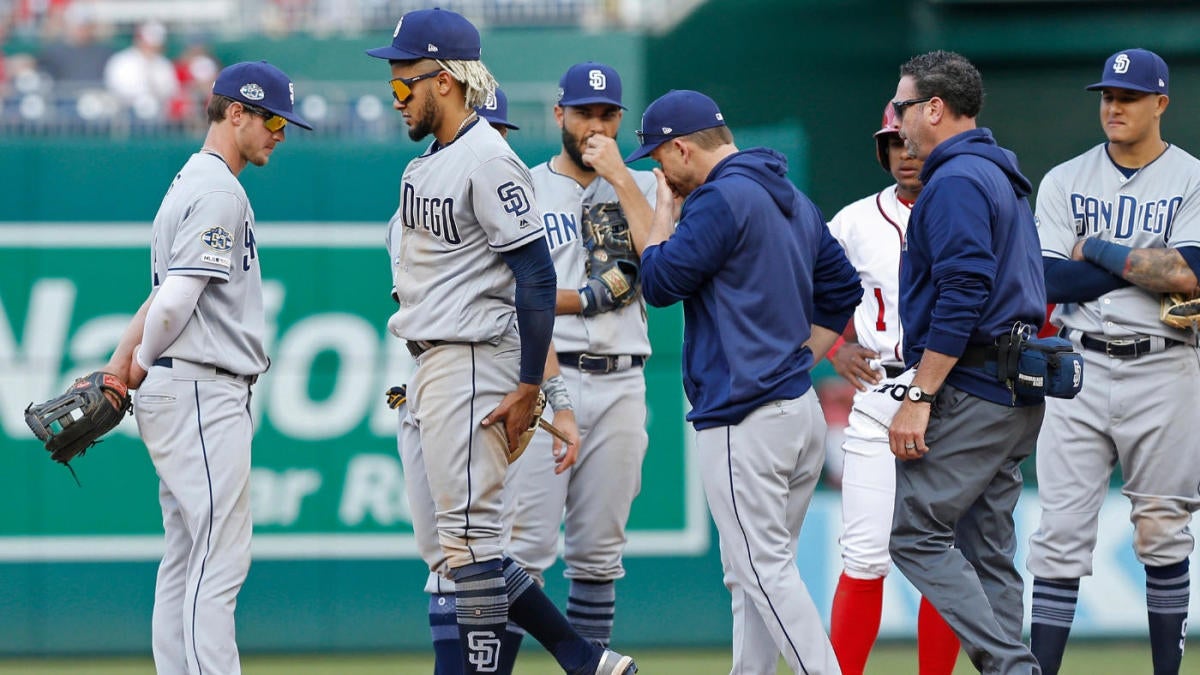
xmin=280 ymin=111 xmax=313 ymax=130
xmin=1086 ymin=79 xmax=1161 ymax=94
xmin=484 ymin=118 xmax=519 ymax=130
xmin=559 ymin=96 xmax=626 ymax=110
xmin=624 ymin=143 xmax=658 ymax=163
xmin=365 ymin=45 xmax=428 ymax=61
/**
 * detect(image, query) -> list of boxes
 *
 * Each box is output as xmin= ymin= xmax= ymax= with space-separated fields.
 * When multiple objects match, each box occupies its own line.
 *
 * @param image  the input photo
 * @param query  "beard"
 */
xmin=407 ymin=90 xmax=439 ymax=142
xmin=561 ymin=126 xmax=594 ymax=173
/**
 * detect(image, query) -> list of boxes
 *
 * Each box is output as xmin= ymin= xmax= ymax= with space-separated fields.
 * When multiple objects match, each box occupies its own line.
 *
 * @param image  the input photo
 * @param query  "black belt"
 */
xmin=956 ymin=344 xmax=1000 ymax=369
xmin=883 ymin=364 xmax=905 ymax=379
xmin=407 ymin=340 xmax=447 ymax=359
xmin=558 ymin=352 xmax=645 ymax=374
xmin=1069 ymin=330 xmax=1185 ymax=359
xmin=153 ymin=357 xmax=257 ymax=385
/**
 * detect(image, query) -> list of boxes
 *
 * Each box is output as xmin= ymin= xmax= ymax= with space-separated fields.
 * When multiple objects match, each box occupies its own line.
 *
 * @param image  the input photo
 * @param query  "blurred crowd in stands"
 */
xmin=0 ymin=0 xmax=667 ymax=135
xmin=1 ymin=2 xmax=223 ymax=132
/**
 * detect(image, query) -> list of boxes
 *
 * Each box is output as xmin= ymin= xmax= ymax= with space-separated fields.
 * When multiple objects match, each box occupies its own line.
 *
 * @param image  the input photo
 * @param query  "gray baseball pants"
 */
xmin=890 ymin=384 xmax=1044 ymax=675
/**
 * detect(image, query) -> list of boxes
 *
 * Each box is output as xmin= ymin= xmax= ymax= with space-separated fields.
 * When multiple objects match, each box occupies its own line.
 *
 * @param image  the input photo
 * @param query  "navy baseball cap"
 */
xmin=625 ymin=90 xmax=726 ymax=163
xmin=212 ymin=61 xmax=313 ymax=130
xmin=557 ymin=62 xmax=624 ymax=109
xmin=366 ymin=8 xmax=481 ymax=62
xmin=476 ymin=88 xmax=519 ymax=130
xmin=1087 ymin=48 xmax=1169 ymax=95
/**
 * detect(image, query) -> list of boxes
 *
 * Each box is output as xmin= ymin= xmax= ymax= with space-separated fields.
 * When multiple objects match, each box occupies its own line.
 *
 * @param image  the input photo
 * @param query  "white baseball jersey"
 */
xmin=150 ymin=152 xmax=267 ymax=375
xmin=826 ymin=186 xmax=909 ymax=367
xmin=1038 ymin=142 xmax=1200 ymax=340
xmin=531 ymin=161 xmax=655 ymax=355
xmin=386 ymin=121 xmax=544 ymax=343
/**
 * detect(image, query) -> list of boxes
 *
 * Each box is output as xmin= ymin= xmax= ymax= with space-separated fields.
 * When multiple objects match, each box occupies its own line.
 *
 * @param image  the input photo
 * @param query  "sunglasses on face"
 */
xmin=242 ymin=103 xmax=287 ymax=132
xmin=891 ymin=96 xmax=934 ymax=120
xmin=390 ymin=69 xmax=443 ymax=103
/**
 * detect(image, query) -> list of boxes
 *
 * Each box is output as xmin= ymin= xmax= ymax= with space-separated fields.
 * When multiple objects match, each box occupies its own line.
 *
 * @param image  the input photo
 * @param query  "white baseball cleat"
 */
xmin=594 ymin=648 xmax=637 ymax=674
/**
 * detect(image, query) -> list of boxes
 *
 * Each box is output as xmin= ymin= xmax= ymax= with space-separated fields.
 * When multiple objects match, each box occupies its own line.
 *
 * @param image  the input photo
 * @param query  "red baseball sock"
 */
xmin=830 ymin=573 xmax=883 ymax=675
xmin=918 ymin=596 xmax=960 ymax=675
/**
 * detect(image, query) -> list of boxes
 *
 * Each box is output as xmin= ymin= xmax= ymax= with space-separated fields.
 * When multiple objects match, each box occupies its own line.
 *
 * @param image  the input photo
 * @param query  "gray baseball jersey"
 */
xmin=532 ymin=162 xmax=655 ymax=355
xmin=1039 ymin=143 xmax=1200 ymax=340
xmin=386 ymin=121 xmax=543 ymax=344
xmin=1029 ymin=141 xmax=1200 ymax=579
xmin=503 ymin=162 xmax=654 ymax=594
xmin=151 ymin=152 xmax=268 ymax=375
xmin=136 ymin=149 xmax=262 ymax=674
xmin=388 ymin=119 xmax=544 ymax=574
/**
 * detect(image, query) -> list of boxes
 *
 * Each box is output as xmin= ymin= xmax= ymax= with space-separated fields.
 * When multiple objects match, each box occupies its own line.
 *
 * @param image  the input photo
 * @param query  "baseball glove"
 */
xmin=24 ymin=371 xmax=132 ymax=470
xmin=385 ymin=384 xmax=407 ymax=410
xmin=1160 ymin=292 xmax=1200 ymax=330
xmin=507 ymin=390 xmax=546 ymax=464
xmin=580 ymin=202 xmax=640 ymax=317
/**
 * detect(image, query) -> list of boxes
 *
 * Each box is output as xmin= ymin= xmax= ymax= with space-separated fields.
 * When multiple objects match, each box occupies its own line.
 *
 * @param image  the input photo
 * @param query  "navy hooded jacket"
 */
xmin=641 ymin=147 xmax=862 ymax=429
xmin=900 ymin=128 xmax=1046 ymax=406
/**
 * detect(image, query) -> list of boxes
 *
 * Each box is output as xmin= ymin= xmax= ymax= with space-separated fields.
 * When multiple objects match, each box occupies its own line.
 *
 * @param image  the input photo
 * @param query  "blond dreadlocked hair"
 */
xmin=437 ymin=59 xmax=498 ymax=110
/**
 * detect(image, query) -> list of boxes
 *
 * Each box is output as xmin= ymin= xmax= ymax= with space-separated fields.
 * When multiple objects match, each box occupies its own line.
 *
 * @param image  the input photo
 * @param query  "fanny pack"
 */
xmin=991 ymin=323 xmax=1084 ymax=399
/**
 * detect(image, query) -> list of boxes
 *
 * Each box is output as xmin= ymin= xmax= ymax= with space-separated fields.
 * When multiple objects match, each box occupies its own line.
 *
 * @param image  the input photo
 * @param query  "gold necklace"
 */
xmin=449 ymin=112 xmax=477 ymax=143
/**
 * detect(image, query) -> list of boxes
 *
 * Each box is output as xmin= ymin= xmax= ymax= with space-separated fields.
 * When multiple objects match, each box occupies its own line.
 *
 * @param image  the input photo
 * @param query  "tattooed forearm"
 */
xmin=1124 ymin=248 xmax=1200 ymax=294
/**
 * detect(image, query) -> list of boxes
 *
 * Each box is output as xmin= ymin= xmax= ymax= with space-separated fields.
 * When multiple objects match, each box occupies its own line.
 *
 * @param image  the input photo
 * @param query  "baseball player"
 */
xmin=476 ymin=87 xmax=519 ymax=138
xmin=503 ymin=60 xmax=654 ymax=654
xmin=633 ymin=89 xmax=863 ymax=674
xmin=367 ymin=9 xmax=635 ymax=674
xmin=1027 ymin=48 xmax=1200 ymax=675
xmin=100 ymin=61 xmax=312 ymax=674
xmin=825 ymin=101 xmax=959 ymax=675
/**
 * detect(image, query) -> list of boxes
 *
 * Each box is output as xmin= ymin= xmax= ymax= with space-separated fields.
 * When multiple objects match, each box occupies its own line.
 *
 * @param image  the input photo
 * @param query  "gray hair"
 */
xmin=437 ymin=59 xmax=498 ymax=110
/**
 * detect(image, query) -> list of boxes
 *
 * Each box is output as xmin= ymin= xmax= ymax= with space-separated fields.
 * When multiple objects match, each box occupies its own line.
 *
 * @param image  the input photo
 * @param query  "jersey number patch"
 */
xmin=873 ymin=287 xmax=887 ymax=331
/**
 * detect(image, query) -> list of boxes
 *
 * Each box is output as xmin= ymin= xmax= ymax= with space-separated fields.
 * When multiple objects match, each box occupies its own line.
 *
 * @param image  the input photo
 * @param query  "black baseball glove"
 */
xmin=580 ymin=202 xmax=640 ymax=317
xmin=24 ymin=371 xmax=133 ymax=470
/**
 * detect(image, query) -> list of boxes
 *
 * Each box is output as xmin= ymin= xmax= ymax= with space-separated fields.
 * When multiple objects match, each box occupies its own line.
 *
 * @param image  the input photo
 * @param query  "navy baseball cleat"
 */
xmin=594 ymin=648 xmax=637 ymax=674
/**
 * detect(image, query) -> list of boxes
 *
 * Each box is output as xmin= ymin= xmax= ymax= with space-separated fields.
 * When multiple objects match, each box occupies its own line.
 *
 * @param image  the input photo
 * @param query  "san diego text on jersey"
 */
xmin=1070 ymin=192 xmax=1183 ymax=238
xmin=401 ymin=181 xmax=461 ymax=244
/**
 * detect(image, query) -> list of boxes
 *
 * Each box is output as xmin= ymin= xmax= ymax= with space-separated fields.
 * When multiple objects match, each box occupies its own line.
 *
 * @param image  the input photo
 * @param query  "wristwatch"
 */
xmin=907 ymin=386 xmax=936 ymax=404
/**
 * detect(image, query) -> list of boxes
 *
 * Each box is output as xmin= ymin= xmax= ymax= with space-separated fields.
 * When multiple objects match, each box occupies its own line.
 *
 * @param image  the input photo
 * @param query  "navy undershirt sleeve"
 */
xmin=501 ymin=237 xmax=557 ymax=384
xmin=1043 ymin=256 xmax=1131 ymax=304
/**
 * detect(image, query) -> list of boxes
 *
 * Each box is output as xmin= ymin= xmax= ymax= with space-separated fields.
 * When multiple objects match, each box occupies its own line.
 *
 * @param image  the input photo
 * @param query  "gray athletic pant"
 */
xmin=889 ymin=384 xmax=1044 ymax=675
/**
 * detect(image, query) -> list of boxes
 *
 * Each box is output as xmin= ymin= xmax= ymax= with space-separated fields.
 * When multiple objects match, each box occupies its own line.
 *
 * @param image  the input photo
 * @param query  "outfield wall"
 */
xmin=1 ymin=223 xmax=1193 ymax=655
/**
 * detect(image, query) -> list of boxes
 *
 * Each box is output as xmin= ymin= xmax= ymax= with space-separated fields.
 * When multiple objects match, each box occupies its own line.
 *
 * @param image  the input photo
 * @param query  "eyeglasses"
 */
xmin=389 ymin=69 xmax=443 ymax=103
xmin=891 ymin=96 xmax=934 ymax=120
xmin=241 ymin=103 xmax=287 ymax=132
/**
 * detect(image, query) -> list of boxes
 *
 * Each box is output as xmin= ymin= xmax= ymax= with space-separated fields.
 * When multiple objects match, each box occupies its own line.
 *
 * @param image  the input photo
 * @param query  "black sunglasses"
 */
xmin=390 ymin=69 xmax=443 ymax=103
xmin=891 ymin=96 xmax=934 ymax=119
xmin=241 ymin=102 xmax=287 ymax=132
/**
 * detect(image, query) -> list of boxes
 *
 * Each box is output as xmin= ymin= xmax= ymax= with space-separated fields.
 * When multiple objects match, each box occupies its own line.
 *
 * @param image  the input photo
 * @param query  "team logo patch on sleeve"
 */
xmin=201 ymin=226 xmax=234 ymax=252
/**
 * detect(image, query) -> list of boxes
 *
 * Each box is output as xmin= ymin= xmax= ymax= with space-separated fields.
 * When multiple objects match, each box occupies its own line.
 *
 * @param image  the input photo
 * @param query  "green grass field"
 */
xmin=0 ymin=642 xmax=1170 ymax=674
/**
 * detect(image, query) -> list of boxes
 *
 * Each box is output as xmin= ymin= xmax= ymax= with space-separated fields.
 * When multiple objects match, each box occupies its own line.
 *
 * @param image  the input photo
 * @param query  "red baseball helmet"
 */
xmin=874 ymin=100 xmax=900 ymax=172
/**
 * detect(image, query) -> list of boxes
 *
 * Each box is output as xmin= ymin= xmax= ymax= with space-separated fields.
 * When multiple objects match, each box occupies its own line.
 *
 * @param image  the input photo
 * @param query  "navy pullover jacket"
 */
xmin=641 ymin=147 xmax=862 ymax=429
xmin=901 ymin=128 xmax=1046 ymax=406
